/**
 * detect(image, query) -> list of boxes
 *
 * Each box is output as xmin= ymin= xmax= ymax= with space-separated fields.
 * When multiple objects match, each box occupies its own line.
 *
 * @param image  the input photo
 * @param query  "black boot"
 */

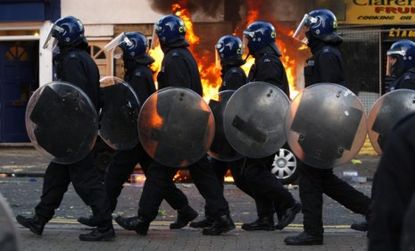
xmin=241 ymin=215 xmax=275 ymax=231
xmin=115 ymin=216 xmax=149 ymax=236
xmin=16 ymin=215 xmax=47 ymax=235
xmin=189 ymin=217 xmax=214 ymax=228
xmin=275 ymin=202 xmax=302 ymax=230
xmin=202 ymin=214 xmax=235 ymax=235
xmin=170 ymin=206 xmax=198 ymax=229
xmin=77 ymin=215 xmax=99 ymax=227
xmin=351 ymin=221 xmax=368 ymax=232
xmin=79 ymin=225 xmax=115 ymax=241
xmin=284 ymin=231 xmax=323 ymax=245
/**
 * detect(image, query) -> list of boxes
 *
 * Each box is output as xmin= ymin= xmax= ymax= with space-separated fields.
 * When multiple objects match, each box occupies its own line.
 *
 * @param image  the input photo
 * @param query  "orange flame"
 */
xmin=149 ymin=2 xmax=301 ymax=102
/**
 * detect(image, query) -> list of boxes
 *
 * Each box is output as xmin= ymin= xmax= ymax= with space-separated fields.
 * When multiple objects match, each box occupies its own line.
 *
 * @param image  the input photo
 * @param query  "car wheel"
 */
xmin=271 ymin=148 xmax=298 ymax=184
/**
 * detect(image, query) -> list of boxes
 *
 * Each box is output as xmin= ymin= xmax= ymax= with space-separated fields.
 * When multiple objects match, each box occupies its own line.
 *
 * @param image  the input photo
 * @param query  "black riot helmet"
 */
xmin=215 ymin=35 xmax=244 ymax=67
xmin=43 ymin=16 xmax=87 ymax=50
xmin=243 ymin=21 xmax=281 ymax=56
xmin=387 ymin=39 xmax=415 ymax=78
xmin=293 ymin=9 xmax=341 ymax=44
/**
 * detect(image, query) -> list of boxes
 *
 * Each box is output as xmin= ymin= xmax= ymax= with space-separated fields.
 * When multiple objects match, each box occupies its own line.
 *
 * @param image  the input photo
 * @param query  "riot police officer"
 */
xmin=190 ymin=35 xmax=253 ymax=228
xmin=368 ymin=112 xmax=415 ymax=251
xmin=351 ymin=40 xmax=415 ymax=232
xmin=16 ymin=16 xmax=115 ymax=241
xmin=77 ymin=32 xmax=198 ymax=229
xmin=239 ymin=21 xmax=301 ymax=231
xmin=284 ymin=9 xmax=370 ymax=245
xmin=386 ymin=39 xmax=415 ymax=92
xmin=115 ymin=15 xmax=235 ymax=236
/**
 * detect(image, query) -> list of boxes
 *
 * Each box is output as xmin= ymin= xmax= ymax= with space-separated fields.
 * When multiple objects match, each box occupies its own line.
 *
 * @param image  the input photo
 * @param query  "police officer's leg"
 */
xmin=244 ymin=159 xmax=296 ymax=210
xmin=243 ymin=158 xmax=300 ymax=230
xmin=115 ymin=161 xmax=169 ymax=235
xmin=229 ymin=159 xmax=276 ymax=230
xmin=212 ymin=158 xmax=229 ymax=187
xmin=284 ymin=164 xmax=324 ymax=245
xmin=69 ymin=153 xmax=115 ymax=241
xmin=322 ymin=170 xmax=370 ymax=215
xmin=188 ymin=156 xmax=235 ymax=235
xmin=105 ymin=147 xmax=140 ymax=212
xmin=231 ymin=159 xmax=275 ymax=217
xmin=137 ymin=145 xmax=191 ymax=216
xmin=35 ymin=162 xmax=71 ymax=222
xmin=16 ymin=162 xmax=71 ymax=235
xmin=190 ymin=158 xmax=229 ymax=229
xmin=69 ymin=154 xmax=113 ymax=226
xmin=164 ymin=167 xmax=197 ymax=229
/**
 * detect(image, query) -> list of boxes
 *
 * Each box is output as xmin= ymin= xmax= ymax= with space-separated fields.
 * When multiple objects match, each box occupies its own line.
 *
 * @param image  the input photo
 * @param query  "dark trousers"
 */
xmin=242 ymin=157 xmax=296 ymax=217
xmin=138 ymin=156 xmax=229 ymax=222
xmin=35 ymin=153 xmax=112 ymax=227
xmin=105 ymin=144 xmax=188 ymax=212
xmin=299 ymin=164 xmax=370 ymax=235
xmin=210 ymin=158 xmax=275 ymax=218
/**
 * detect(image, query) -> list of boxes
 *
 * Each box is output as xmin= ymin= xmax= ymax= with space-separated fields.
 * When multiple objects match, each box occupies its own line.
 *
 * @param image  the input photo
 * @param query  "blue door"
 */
xmin=0 ymin=41 xmax=38 ymax=142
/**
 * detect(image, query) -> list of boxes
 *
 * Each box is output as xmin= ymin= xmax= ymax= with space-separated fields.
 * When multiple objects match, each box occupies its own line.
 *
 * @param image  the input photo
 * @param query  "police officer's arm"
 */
xmin=60 ymin=57 xmax=88 ymax=91
xmin=318 ymin=52 xmax=344 ymax=84
xmin=130 ymin=69 xmax=156 ymax=103
xmin=256 ymin=57 xmax=290 ymax=96
xmin=164 ymin=55 xmax=192 ymax=89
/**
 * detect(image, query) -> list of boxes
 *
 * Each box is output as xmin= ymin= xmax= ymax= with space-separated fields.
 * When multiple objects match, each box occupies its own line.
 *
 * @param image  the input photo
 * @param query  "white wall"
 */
xmin=61 ymin=0 xmax=161 ymax=25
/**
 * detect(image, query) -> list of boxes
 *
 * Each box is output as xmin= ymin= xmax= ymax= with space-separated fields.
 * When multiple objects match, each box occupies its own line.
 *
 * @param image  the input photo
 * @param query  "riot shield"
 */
xmin=99 ymin=76 xmax=141 ymax=150
xmin=26 ymin=81 xmax=98 ymax=164
xmin=368 ymin=89 xmax=415 ymax=154
xmin=0 ymin=193 xmax=19 ymax=251
xmin=138 ymin=88 xmax=215 ymax=168
xmin=223 ymin=82 xmax=290 ymax=158
xmin=286 ymin=83 xmax=367 ymax=169
xmin=208 ymin=90 xmax=242 ymax=161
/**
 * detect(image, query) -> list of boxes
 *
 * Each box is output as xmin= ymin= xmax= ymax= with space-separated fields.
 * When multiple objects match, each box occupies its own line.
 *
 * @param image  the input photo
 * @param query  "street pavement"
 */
xmin=0 ymin=147 xmax=376 ymax=250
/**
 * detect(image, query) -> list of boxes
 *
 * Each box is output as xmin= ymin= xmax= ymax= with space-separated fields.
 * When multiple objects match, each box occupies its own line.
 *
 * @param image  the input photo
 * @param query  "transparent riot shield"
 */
xmin=99 ymin=76 xmax=141 ymax=150
xmin=138 ymin=88 xmax=215 ymax=168
xmin=208 ymin=90 xmax=242 ymax=161
xmin=223 ymin=81 xmax=290 ymax=158
xmin=0 ymin=193 xmax=19 ymax=251
xmin=26 ymin=81 xmax=98 ymax=164
xmin=286 ymin=83 xmax=367 ymax=169
xmin=368 ymin=89 xmax=415 ymax=154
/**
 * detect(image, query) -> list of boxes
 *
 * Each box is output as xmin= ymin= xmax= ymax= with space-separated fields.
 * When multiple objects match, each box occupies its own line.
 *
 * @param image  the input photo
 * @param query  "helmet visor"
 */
xmin=150 ymin=25 xmax=160 ymax=50
xmin=42 ymin=23 xmax=62 ymax=50
xmin=386 ymin=55 xmax=398 ymax=76
xmin=215 ymin=44 xmax=222 ymax=70
xmin=104 ymin=32 xmax=133 ymax=59
xmin=242 ymin=35 xmax=250 ymax=57
xmin=293 ymin=14 xmax=317 ymax=44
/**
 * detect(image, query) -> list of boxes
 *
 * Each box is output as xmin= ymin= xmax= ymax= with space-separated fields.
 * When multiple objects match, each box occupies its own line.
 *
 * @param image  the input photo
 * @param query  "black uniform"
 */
xmin=34 ymin=46 xmax=112 ymax=228
xmin=368 ymin=113 xmax=415 ymax=251
xmin=401 ymin=192 xmax=415 ymax=251
xmin=137 ymin=45 xmax=231 ymax=223
xmin=388 ymin=67 xmax=415 ymax=92
xmin=248 ymin=45 xmax=290 ymax=97
xmin=244 ymin=45 xmax=297 ymax=220
xmin=103 ymin=57 xmax=190 ymax=213
xmin=212 ymin=63 xmax=247 ymax=188
xmin=298 ymin=40 xmax=370 ymax=236
xmin=207 ymin=64 xmax=252 ymax=218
